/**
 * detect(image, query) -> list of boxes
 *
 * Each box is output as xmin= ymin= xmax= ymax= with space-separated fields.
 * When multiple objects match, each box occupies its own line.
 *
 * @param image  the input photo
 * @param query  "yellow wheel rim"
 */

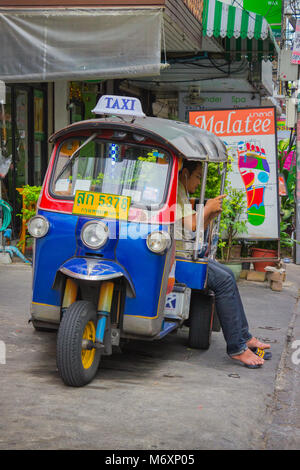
xmin=81 ymin=321 xmax=96 ymax=370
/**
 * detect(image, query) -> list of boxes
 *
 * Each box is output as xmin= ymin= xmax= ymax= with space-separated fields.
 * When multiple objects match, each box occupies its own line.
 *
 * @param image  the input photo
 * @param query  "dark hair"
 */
xmin=180 ymin=160 xmax=201 ymax=175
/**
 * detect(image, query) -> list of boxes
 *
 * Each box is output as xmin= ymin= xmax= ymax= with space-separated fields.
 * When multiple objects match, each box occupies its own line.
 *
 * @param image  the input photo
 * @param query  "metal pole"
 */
xmin=294 ymin=44 xmax=300 ymax=263
xmin=0 ymin=175 xmax=2 ymax=250
xmin=0 ymin=83 xmax=12 ymax=263
xmin=296 ymin=113 xmax=300 ymax=264
xmin=214 ymin=162 xmax=227 ymax=235
xmin=193 ymin=161 xmax=208 ymax=260
xmin=209 ymin=162 xmax=227 ymax=260
xmin=0 ymin=85 xmax=5 ymax=252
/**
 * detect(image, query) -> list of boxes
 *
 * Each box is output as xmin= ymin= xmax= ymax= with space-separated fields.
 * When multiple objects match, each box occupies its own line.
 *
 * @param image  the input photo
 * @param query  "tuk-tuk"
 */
xmin=28 ymin=95 xmax=227 ymax=387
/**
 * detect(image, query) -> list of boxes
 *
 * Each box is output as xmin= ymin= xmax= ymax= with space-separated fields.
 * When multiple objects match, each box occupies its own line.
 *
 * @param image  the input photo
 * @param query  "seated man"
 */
xmin=176 ymin=160 xmax=271 ymax=368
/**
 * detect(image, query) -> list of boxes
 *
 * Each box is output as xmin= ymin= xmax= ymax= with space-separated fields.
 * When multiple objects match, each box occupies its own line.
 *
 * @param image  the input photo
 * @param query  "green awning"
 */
xmin=202 ymin=0 xmax=279 ymax=61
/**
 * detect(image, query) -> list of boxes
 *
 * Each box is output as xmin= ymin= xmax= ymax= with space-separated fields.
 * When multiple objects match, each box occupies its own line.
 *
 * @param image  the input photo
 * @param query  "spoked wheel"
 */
xmin=188 ymin=291 xmax=214 ymax=350
xmin=57 ymin=300 xmax=101 ymax=387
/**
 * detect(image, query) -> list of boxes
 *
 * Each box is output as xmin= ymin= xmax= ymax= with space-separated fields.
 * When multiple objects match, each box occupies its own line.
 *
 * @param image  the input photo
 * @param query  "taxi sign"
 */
xmin=92 ymin=95 xmax=145 ymax=118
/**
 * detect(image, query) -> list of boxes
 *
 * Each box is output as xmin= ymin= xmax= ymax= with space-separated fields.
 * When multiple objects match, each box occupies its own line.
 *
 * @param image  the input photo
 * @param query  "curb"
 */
xmin=262 ymin=286 xmax=300 ymax=449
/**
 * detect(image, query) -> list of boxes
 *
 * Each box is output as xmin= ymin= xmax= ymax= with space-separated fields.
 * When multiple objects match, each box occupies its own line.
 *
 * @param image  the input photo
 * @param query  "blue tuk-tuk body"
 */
xmin=28 ymin=95 xmax=227 ymax=386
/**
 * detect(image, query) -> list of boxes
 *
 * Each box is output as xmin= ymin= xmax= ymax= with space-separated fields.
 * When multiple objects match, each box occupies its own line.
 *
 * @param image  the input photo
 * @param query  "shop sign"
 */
xmin=190 ymin=107 xmax=279 ymax=240
xmin=278 ymin=173 xmax=287 ymax=196
xmin=277 ymin=117 xmax=287 ymax=131
xmin=0 ymin=81 xmax=5 ymax=105
xmin=243 ymin=0 xmax=282 ymax=35
xmin=34 ymin=90 xmax=44 ymax=141
xmin=178 ymin=92 xmax=260 ymax=122
xmin=292 ymin=20 xmax=300 ymax=65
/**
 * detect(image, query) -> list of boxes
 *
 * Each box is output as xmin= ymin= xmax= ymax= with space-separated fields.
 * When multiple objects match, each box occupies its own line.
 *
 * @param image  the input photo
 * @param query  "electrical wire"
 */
xmin=231 ymin=0 xmax=257 ymax=21
xmin=208 ymin=56 xmax=231 ymax=74
xmin=128 ymin=76 xmax=229 ymax=85
xmin=170 ymin=58 xmax=248 ymax=75
xmin=127 ymin=57 xmax=249 ymax=85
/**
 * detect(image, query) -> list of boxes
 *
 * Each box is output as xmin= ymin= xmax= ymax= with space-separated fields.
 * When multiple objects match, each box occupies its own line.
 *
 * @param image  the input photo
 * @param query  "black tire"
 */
xmin=188 ymin=291 xmax=214 ymax=350
xmin=56 ymin=300 xmax=101 ymax=387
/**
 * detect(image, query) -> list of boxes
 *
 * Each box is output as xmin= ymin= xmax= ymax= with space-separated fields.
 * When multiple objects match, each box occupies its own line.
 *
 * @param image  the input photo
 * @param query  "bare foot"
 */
xmin=246 ymin=337 xmax=270 ymax=350
xmin=231 ymin=349 xmax=264 ymax=367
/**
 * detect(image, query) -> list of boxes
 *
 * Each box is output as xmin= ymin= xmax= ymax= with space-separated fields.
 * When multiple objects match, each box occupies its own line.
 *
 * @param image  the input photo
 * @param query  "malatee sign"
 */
xmin=190 ymin=107 xmax=279 ymax=240
xmin=189 ymin=109 xmax=275 ymax=137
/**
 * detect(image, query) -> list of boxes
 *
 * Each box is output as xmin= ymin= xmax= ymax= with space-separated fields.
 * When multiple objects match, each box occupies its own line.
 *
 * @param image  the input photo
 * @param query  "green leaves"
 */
xmin=218 ymin=185 xmax=248 ymax=261
xmin=18 ymin=185 xmax=42 ymax=223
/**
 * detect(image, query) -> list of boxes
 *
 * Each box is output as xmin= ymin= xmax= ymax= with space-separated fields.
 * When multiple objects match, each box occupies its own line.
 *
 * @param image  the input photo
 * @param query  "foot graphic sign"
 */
xmin=237 ymin=142 xmax=270 ymax=226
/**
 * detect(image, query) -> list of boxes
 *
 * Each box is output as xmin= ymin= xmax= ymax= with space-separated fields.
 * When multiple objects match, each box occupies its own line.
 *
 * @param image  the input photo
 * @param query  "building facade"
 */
xmin=0 ymin=0 xmax=277 ymax=232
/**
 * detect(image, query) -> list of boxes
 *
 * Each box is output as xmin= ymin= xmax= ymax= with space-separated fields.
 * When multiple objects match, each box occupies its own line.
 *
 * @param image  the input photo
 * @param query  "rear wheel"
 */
xmin=188 ymin=291 xmax=214 ymax=350
xmin=57 ymin=300 xmax=101 ymax=387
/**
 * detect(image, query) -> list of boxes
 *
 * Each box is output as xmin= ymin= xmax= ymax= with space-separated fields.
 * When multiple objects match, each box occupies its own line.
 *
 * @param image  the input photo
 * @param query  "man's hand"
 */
xmin=182 ymin=194 xmax=226 ymax=232
xmin=204 ymin=194 xmax=226 ymax=226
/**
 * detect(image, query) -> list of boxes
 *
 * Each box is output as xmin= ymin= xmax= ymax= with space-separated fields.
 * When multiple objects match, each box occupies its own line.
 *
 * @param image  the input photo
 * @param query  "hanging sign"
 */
xmin=292 ymin=20 xmax=300 ymax=64
xmin=190 ymin=107 xmax=279 ymax=239
xmin=278 ymin=173 xmax=288 ymax=196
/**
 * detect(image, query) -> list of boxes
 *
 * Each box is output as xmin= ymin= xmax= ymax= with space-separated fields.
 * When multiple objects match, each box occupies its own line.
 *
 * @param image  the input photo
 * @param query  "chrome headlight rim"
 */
xmin=27 ymin=215 xmax=50 ymax=239
xmin=81 ymin=220 xmax=109 ymax=250
xmin=146 ymin=230 xmax=171 ymax=254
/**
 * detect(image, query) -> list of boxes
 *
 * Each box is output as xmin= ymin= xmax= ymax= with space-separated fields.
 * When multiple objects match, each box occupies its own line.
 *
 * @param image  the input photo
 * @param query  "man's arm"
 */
xmin=182 ymin=195 xmax=226 ymax=231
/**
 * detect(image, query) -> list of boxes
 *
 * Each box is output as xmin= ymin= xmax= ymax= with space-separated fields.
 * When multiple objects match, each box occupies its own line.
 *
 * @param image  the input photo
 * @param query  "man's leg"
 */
xmin=206 ymin=260 xmax=264 ymax=366
xmin=206 ymin=259 xmax=248 ymax=356
xmin=209 ymin=259 xmax=252 ymax=343
xmin=210 ymin=260 xmax=271 ymax=351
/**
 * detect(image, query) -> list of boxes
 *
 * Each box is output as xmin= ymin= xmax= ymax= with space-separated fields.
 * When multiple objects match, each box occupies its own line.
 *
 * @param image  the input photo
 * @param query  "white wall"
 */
xmin=54 ymin=81 xmax=69 ymax=132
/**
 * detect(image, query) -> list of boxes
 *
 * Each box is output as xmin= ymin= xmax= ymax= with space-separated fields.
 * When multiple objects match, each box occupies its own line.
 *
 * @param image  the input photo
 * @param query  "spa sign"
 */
xmin=189 ymin=108 xmax=275 ymax=137
xmin=190 ymin=107 xmax=279 ymax=240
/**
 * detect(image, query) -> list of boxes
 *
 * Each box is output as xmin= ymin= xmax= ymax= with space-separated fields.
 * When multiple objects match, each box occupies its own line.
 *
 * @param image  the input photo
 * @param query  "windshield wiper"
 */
xmin=55 ymin=133 xmax=98 ymax=184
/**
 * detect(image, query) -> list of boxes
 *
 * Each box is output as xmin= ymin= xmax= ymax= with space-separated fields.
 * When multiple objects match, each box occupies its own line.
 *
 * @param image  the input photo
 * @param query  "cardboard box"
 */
xmin=247 ymin=271 xmax=266 ymax=282
xmin=271 ymin=280 xmax=283 ymax=292
xmin=269 ymin=272 xmax=284 ymax=282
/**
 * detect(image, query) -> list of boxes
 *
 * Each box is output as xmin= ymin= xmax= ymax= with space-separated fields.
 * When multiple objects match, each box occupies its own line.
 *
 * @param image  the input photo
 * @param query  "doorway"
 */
xmin=1 ymin=84 xmax=48 ymax=235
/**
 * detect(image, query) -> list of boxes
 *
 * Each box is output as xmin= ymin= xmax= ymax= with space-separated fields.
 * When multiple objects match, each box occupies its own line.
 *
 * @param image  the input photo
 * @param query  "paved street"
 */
xmin=0 ymin=261 xmax=299 ymax=450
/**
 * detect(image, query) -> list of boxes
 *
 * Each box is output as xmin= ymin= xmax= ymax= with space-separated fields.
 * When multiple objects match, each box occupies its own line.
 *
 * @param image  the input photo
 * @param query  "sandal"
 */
xmin=244 ymin=362 xmax=263 ymax=369
xmin=250 ymin=347 xmax=272 ymax=360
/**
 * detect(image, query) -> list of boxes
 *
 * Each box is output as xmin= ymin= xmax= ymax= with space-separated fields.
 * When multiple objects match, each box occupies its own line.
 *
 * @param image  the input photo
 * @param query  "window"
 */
xmin=51 ymin=138 xmax=171 ymax=209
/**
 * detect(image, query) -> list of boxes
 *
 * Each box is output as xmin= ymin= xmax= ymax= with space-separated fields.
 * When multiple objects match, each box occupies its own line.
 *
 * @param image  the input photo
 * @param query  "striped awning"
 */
xmin=202 ymin=0 xmax=279 ymax=61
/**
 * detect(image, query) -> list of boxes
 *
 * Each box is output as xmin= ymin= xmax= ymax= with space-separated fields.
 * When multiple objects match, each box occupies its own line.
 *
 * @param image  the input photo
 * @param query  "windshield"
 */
xmin=51 ymin=138 xmax=171 ymax=208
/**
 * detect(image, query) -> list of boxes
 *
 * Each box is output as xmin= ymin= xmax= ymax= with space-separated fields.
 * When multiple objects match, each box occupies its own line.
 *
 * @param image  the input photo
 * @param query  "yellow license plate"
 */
xmin=73 ymin=191 xmax=131 ymax=220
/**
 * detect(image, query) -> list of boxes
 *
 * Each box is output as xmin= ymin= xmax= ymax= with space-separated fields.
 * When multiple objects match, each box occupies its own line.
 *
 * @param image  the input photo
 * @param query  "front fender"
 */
xmin=54 ymin=257 xmax=135 ymax=298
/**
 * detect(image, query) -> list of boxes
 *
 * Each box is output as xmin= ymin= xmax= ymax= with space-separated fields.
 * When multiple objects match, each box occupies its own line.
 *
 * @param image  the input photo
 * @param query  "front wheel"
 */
xmin=56 ymin=300 xmax=101 ymax=387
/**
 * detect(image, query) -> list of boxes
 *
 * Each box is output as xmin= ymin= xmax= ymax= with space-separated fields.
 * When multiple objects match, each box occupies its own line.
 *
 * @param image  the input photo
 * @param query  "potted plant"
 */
xmin=250 ymin=138 xmax=297 ymax=269
xmin=250 ymin=240 xmax=278 ymax=272
xmin=17 ymin=185 xmax=42 ymax=254
xmin=217 ymin=185 xmax=248 ymax=279
xmin=277 ymin=137 xmax=296 ymax=258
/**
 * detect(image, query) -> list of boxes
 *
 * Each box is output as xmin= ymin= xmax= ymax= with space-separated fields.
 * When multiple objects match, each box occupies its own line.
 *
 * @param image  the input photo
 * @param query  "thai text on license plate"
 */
xmin=73 ymin=191 xmax=131 ymax=220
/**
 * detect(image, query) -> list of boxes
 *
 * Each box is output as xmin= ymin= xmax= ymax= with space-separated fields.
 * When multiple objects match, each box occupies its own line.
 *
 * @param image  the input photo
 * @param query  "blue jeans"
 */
xmin=206 ymin=259 xmax=252 ymax=356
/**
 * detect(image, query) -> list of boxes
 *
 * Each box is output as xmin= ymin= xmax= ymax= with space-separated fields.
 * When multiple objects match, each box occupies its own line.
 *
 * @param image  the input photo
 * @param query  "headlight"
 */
xmin=27 ymin=216 xmax=49 ymax=238
xmin=81 ymin=221 xmax=109 ymax=250
xmin=146 ymin=231 xmax=171 ymax=254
